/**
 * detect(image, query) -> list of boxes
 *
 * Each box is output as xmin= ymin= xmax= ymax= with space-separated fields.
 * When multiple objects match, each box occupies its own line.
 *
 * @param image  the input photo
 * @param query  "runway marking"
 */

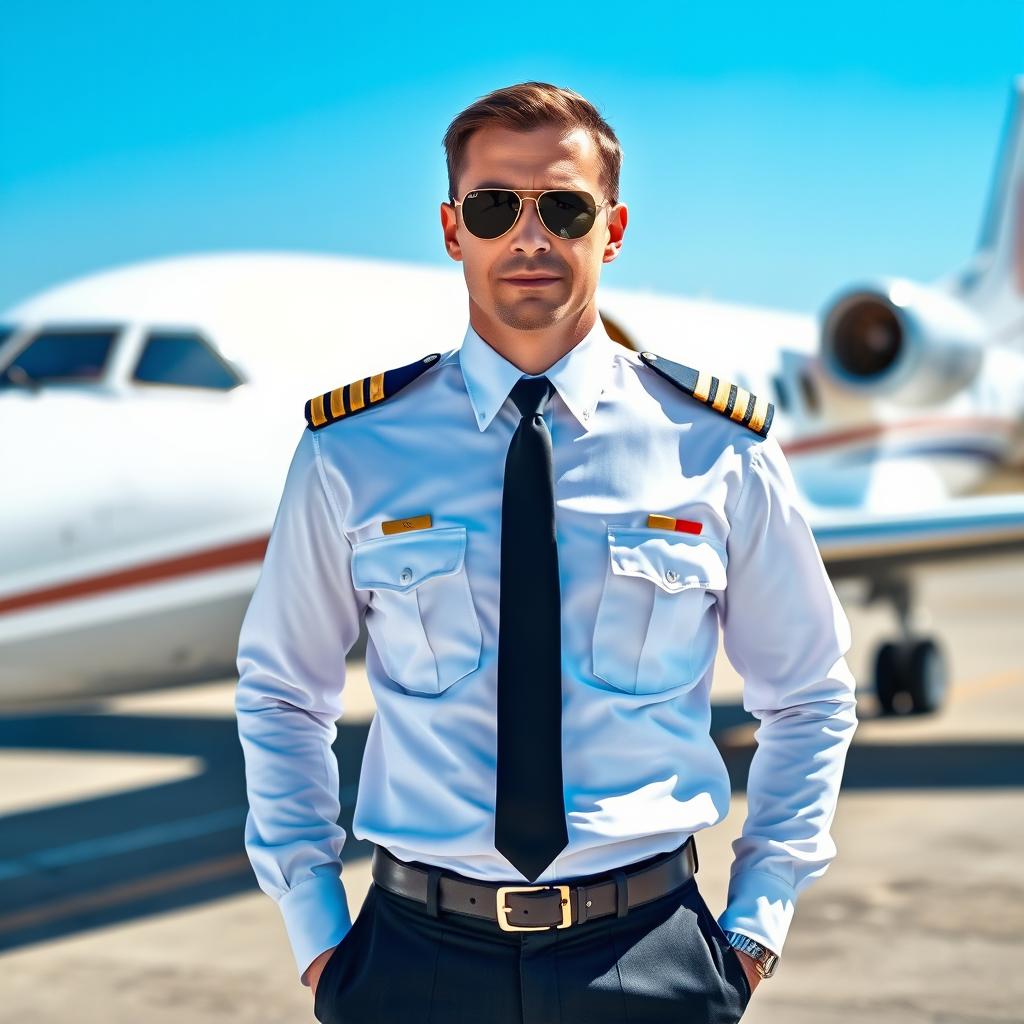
xmin=0 ymin=785 xmax=357 ymax=881
xmin=0 ymin=807 xmax=248 ymax=881
xmin=950 ymin=668 xmax=1024 ymax=703
xmin=0 ymin=852 xmax=252 ymax=934
xmin=0 ymin=781 xmax=360 ymax=935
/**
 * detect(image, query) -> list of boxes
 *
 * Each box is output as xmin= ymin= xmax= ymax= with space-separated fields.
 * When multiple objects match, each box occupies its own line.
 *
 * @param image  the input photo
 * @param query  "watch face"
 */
xmin=726 ymin=931 xmax=778 ymax=976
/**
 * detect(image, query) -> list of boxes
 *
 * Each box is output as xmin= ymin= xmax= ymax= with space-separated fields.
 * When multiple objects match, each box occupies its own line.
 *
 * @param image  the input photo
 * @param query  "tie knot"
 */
xmin=510 ymin=375 xmax=554 ymax=419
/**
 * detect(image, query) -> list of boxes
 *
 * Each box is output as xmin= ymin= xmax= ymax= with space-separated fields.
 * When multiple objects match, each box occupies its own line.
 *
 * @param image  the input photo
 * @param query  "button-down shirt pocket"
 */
xmin=592 ymin=526 xmax=728 ymax=695
xmin=351 ymin=525 xmax=482 ymax=695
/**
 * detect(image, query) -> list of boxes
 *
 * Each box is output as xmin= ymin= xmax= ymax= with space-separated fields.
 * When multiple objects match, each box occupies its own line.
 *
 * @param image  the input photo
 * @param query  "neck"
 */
xmin=468 ymin=298 xmax=598 ymax=375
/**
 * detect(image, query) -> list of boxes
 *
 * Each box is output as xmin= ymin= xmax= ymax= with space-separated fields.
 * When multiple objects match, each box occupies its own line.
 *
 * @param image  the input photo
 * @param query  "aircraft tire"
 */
xmin=874 ymin=641 xmax=904 ymax=715
xmin=905 ymin=637 xmax=948 ymax=716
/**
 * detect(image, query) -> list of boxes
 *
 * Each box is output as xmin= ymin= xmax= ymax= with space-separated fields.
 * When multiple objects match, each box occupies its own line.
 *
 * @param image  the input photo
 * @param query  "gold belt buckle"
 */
xmin=496 ymin=884 xmax=572 ymax=931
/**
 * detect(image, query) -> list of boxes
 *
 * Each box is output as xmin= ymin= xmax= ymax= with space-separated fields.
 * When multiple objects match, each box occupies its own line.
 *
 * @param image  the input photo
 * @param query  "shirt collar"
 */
xmin=458 ymin=316 xmax=618 ymax=432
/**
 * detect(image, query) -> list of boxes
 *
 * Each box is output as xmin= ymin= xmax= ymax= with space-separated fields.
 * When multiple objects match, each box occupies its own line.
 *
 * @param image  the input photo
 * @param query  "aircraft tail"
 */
xmin=955 ymin=77 xmax=1024 ymax=344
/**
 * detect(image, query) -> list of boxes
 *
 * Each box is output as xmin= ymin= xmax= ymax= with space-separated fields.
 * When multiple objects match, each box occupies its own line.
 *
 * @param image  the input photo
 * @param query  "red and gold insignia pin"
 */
xmin=647 ymin=513 xmax=702 ymax=535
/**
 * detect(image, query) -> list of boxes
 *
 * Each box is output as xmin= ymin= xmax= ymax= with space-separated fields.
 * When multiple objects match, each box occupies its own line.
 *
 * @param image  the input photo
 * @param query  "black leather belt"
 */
xmin=370 ymin=836 xmax=698 ymax=932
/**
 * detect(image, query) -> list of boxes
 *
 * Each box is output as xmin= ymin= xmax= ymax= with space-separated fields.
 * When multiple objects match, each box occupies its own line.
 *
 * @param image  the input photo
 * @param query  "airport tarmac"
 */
xmin=0 ymin=555 xmax=1022 ymax=1023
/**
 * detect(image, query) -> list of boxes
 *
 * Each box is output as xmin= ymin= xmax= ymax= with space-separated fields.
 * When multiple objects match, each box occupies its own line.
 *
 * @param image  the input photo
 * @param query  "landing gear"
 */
xmin=867 ymin=577 xmax=949 ymax=715
xmin=874 ymin=637 xmax=948 ymax=715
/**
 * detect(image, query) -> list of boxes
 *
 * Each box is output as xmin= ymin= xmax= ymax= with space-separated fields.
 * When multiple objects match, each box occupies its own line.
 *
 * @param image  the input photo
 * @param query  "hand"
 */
xmin=307 ymin=944 xmax=339 ymax=1000
xmin=732 ymin=948 xmax=763 ymax=996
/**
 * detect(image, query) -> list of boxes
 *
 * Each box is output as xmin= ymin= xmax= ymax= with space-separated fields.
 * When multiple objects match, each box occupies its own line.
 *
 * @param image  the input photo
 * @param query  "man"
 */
xmin=235 ymin=81 xmax=859 ymax=1023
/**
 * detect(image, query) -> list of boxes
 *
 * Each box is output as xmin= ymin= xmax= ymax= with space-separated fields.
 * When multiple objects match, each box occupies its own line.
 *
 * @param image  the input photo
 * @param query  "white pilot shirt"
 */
xmin=235 ymin=315 xmax=859 ymax=986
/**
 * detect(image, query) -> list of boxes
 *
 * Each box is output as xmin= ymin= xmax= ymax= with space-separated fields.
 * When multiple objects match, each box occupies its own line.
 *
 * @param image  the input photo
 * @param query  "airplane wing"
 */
xmin=811 ymin=493 xmax=1024 ymax=578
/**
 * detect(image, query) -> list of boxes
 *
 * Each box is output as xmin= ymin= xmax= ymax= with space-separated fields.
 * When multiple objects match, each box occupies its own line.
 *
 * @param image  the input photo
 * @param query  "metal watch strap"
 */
xmin=723 ymin=929 xmax=780 ymax=978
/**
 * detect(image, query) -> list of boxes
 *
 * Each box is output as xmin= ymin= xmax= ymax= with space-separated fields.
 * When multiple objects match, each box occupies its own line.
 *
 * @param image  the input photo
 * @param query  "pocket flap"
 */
xmin=607 ymin=526 xmax=727 ymax=593
xmin=352 ymin=526 xmax=468 ymax=593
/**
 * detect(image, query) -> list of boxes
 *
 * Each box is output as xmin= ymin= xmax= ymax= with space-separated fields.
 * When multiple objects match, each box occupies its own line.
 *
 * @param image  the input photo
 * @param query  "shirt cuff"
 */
xmin=278 ymin=869 xmax=353 ymax=987
xmin=716 ymin=868 xmax=795 ymax=956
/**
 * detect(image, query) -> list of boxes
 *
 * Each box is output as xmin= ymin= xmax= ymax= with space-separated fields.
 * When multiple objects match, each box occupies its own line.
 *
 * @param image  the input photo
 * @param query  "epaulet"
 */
xmin=304 ymin=352 xmax=441 ymax=431
xmin=638 ymin=350 xmax=774 ymax=438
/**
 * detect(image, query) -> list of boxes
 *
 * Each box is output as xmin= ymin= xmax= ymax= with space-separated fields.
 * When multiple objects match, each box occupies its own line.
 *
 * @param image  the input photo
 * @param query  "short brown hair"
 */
xmin=442 ymin=81 xmax=623 ymax=206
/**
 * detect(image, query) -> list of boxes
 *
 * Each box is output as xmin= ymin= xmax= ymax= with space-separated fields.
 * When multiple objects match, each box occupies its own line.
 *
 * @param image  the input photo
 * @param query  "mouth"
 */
xmin=502 ymin=276 xmax=562 ymax=287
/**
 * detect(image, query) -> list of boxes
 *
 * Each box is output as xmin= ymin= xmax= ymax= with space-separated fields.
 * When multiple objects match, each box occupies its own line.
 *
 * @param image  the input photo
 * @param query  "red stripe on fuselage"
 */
xmin=0 ymin=536 xmax=270 ymax=616
xmin=781 ymin=416 xmax=1014 ymax=456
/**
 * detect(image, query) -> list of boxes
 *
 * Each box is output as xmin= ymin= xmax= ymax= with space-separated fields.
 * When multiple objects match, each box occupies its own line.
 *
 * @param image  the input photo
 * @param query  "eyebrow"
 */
xmin=472 ymin=180 xmax=583 ymax=190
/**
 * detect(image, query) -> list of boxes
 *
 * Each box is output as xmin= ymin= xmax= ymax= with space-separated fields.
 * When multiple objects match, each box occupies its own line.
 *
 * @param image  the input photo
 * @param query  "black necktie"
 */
xmin=494 ymin=375 xmax=569 ymax=882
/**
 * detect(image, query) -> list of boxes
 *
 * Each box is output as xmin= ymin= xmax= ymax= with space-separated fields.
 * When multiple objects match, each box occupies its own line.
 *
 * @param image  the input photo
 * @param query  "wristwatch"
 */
xmin=723 ymin=930 xmax=780 ymax=979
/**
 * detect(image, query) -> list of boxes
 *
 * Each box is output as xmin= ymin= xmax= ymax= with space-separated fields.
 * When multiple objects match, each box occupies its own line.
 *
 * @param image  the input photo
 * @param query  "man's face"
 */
xmin=440 ymin=123 xmax=626 ymax=332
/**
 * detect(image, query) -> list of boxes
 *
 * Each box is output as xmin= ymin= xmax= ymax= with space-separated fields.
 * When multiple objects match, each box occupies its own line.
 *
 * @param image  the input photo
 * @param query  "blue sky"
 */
xmin=1 ymin=1 xmax=1021 ymax=315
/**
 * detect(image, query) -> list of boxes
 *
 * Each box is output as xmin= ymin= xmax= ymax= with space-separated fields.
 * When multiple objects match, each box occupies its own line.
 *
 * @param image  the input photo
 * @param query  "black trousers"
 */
xmin=313 ymin=844 xmax=753 ymax=1024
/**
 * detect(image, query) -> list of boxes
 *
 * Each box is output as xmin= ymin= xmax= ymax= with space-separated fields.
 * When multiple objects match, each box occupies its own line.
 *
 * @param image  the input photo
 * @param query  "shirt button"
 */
xmin=400 ymin=568 xmax=413 ymax=583
xmin=665 ymin=568 xmax=680 ymax=584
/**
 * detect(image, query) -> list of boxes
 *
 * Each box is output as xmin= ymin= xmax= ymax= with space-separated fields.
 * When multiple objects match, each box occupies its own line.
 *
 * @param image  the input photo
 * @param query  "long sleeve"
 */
xmin=234 ymin=427 xmax=366 ymax=987
xmin=714 ymin=432 xmax=859 ymax=955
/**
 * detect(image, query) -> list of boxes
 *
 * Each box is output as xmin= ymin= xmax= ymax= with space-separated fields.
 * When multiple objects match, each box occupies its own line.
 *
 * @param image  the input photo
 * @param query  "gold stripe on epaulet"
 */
xmin=329 ymin=387 xmax=346 ymax=419
xmin=711 ymin=378 xmax=733 ymax=413
xmin=309 ymin=393 xmax=327 ymax=428
xmin=730 ymin=386 xmax=751 ymax=424
xmin=747 ymin=393 xmax=770 ymax=434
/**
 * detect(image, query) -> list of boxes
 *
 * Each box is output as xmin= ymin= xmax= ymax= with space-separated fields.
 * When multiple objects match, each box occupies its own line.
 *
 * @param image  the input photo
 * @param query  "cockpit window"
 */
xmin=798 ymin=369 xmax=820 ymax=414
xmin=0 ymin=327 xmax=117 ymax=388
xmin=132 ymin=331 xmax=242 ymax=390
xmin=771 ymin=373 xmax=791 ymax=411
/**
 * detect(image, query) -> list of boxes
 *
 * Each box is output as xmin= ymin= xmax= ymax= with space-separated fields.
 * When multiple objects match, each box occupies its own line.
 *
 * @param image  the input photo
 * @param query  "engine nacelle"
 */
xmin=819 ymin=278 xmax=986 ymax=406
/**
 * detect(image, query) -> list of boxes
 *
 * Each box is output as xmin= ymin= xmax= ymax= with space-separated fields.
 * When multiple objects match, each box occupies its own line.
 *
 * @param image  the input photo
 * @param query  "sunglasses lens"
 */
xmin=460 ymin=189 xmax=521 ymax=238
xmin=538 ymin=191 xmax=598 ymax=238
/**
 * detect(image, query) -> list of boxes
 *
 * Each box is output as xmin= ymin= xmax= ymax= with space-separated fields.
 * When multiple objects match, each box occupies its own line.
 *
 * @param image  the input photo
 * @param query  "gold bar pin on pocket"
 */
xmin=381 ymin=514 xmax=433 ymax=536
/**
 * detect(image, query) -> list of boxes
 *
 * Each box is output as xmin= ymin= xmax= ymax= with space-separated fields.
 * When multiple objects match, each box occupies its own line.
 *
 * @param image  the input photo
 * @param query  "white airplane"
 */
xmin=4 ymin=80 xmax=1024 ymax=717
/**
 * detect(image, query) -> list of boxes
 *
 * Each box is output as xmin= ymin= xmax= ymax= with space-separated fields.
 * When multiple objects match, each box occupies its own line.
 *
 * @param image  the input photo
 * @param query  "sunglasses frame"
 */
xmin=449 ymin=187 xmax=613 ymax=240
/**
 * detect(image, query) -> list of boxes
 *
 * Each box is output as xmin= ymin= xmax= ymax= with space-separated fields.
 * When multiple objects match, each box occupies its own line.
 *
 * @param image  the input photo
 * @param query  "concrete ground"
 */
xmin=0 ymin=556 xmax=1021 ymax=1022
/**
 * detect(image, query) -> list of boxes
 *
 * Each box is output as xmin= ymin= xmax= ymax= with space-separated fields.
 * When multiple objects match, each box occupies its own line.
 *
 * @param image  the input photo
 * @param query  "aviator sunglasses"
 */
xmin=450 ymin=188 xmax=612 ymax=240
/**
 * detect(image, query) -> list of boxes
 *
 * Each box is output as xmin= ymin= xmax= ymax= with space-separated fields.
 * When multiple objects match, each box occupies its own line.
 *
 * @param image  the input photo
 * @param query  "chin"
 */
xmin=495 ymin=305 xmax=565 ymax=331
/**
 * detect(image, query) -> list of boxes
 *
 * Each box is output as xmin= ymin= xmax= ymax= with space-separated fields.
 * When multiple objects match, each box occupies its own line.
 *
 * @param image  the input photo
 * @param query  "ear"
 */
xmin=602 ymin=202 xmax=628 ymax=264
xmin=440 ymin=201 xmax=463 ymax=262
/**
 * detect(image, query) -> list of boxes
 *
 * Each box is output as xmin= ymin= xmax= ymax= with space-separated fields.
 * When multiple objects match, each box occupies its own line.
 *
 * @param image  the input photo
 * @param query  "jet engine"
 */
xmin=819 ymin=278 xmax=986 ymax=405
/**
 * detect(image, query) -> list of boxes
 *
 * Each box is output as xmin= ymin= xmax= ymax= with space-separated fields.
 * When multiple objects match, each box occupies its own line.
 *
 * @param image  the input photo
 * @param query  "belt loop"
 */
xmin=425 ymin=867 xmax=443 ymax=918
xmin=613 ymin=869 xmax=629 ymax=918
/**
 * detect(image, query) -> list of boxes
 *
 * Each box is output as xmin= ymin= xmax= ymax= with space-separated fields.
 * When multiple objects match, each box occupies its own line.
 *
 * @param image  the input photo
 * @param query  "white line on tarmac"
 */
xmin=0 ymin=782 xmax=360 ymax=881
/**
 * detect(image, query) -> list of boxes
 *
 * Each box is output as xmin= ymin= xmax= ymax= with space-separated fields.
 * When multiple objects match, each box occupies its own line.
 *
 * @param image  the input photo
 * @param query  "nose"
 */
xmin=507 ymin=197 xmax=551 ymax=255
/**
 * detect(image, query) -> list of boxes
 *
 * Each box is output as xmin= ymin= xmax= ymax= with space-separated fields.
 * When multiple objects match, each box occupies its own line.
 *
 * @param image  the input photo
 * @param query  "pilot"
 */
xmin=235 ymin=80 xmax=859 ymax=1023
